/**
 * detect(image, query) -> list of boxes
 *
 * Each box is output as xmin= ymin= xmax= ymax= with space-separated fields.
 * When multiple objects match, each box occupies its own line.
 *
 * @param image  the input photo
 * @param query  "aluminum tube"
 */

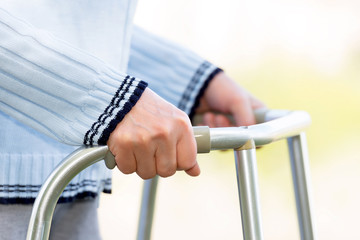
xmin=287 ymin=133 xmax=316 ymax=240
xmin=235 ymin=140 xmax=264 ymax=240
xmin=26 ymin=146 xmax=109 ymax=240
xmin=209 ymin=111 xmax=311 ymax=150
xmin=137 ymin=176 xmax=159 ymax=240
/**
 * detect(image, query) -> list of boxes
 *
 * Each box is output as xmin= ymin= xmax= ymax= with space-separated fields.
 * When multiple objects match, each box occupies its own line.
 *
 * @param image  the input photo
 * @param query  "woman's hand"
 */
xmin=196 ymin=71 xmax=266 ymax=127
xmin=108 ymin=88 xmax=199 ymax=179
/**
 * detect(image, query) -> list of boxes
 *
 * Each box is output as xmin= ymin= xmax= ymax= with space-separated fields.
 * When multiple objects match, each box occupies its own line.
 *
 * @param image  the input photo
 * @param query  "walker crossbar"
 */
xmin=26 ymin=109 xmax=315 ymax=240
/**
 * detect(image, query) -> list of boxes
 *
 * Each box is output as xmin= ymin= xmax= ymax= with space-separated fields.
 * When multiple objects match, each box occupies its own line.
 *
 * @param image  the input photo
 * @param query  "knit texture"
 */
xmin=0 ymin=8 xmax=147 ymax=145
xmin=0 ymin=7 xmax=146 ymax=204
xmin=0 ymin=5 xmax=220 ymax=204
xmin=128 ymin=26 xmax=219 ymax=115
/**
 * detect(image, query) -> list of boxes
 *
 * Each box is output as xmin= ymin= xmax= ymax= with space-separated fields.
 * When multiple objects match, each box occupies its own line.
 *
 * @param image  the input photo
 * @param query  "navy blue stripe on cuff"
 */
xmin=97 ymin=80 xmax=148 ymax=145
xmin=84 ymin=75 xmax=131 ymax=145
xmin=84 ymin=76 xmax=148 ymax=146
xmin=188 ymin=67 xmax=223 ymax=120
xmin=178 ymin=61 xmax=211 ymax=112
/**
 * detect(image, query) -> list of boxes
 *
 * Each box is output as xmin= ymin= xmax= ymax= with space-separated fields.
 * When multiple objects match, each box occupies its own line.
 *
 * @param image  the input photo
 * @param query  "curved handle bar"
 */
xmin=197 ymin=109 xmax=311 ymax=151
xmin=26 ymin=109 xmax=311 ymax=240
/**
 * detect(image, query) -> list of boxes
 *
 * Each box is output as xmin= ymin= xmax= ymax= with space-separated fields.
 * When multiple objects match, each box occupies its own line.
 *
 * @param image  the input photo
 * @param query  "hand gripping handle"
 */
xmin=104 ymin=108 xmax=302 ymax=169
xmin=104 ymin=126 xmax=211 ymax=169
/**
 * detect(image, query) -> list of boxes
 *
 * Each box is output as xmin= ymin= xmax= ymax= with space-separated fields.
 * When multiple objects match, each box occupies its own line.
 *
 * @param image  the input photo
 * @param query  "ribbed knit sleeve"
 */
xmin=0 ymin=8 xmax=147 ymax=146
xmin=127 ymin=26 xmax=222 ymax=119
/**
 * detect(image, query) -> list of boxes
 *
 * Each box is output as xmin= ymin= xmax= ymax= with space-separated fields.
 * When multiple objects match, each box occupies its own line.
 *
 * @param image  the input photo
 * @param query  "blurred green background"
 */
xmin=98 ymin=0 xmax=360 ymax=239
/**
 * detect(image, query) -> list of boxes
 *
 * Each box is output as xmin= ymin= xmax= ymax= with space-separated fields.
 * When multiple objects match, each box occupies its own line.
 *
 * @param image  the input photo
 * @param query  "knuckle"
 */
xmin=131 ymin=130 xmax=151 ymax=147
xmin=137 ymin=170 xmax=156 ymax=180
xmin=177 ymin=111 xmax=189 ymax=124
xmin=154 ymin=125 xmax=171 ymax=140
xmin=157 ymin=167 xmax=176 ymax=178
xmin=139 ymin=133 xmax=151 ymax=146
xmin=119 ymin=133 xmax=134 ymax=147
xmin=116 ymin=160 xmax=136 ymax=175
xmin=140 ymin=174 xmax=156 ymax=180
xmin=175 ymin=115 xmax=191 ymax=132
xmin=117 ymin=165 xmax=135 ymax=175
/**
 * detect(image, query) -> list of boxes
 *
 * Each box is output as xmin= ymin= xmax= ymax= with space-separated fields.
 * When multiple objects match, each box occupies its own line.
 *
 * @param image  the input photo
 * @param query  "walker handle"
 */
xmin=105 ymin=108 xmax=311 ymax=169
xmin=104 ymin=109 xmax=266 ymax=169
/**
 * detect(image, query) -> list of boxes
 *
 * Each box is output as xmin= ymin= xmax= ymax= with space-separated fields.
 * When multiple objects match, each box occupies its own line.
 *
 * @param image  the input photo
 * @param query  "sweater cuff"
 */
xmin=188 ymin=67 xmax=223 ymax=120
xmin=84 ymin=78 xmax=147 ymax=145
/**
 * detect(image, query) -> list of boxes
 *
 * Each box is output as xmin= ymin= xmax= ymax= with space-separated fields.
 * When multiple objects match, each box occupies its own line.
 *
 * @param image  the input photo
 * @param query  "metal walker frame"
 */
xmin=26 ymin=109 xmax=316 ymax=240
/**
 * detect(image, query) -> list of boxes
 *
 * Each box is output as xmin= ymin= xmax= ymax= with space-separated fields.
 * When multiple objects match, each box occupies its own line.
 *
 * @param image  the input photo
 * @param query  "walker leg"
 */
xmin=287 ymin=133 xmax=316 ymax=240
xmin=137 ymin=175 xmax=159 ymax=240
xmin=234 ymin=140 xmax=264 ymax=240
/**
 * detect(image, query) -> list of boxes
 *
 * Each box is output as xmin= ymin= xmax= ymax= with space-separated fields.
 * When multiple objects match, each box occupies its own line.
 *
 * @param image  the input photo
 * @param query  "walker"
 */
xmin=26 ymin=109 xmax=316 ymax=240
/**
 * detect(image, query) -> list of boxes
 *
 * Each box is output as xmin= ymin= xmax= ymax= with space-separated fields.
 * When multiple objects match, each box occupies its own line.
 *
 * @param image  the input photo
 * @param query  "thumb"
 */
xmin=185 ymin=162 xmax=201 ymax=176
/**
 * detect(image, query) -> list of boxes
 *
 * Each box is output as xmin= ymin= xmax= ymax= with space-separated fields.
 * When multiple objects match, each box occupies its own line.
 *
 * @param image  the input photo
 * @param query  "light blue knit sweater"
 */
xmin=0 ymin=1 xmax=219 ymax=204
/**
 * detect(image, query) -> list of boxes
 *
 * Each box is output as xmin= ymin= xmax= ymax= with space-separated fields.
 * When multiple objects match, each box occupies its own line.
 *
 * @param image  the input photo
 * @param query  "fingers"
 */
xmin=154 ymin=132 xmax=177 ymax=178
xmin=134 ymin=137 xmax=157 ymax=179
xmin=249 ymin=92 xmax=267 ymax=110
xmin=176 ymin=119 xmax=199 ymax=176
xmin=114 ymin=146 xmax=137 ymax=175
xmin=111 ymin=127 xmax=189 ymax=179
xmin=231 ymin=96 xmax=256 ymax=126
xmin=194 ymin=71 xmax=266 ymax=127
xmin=108 ymin=132 xmax=137 ymax=175
xmin=202 ymin=112 xmax=232 ymax=127
xmin=110 ymin=132 xmax=156 ymax=179
xmin=113 ymin=130 xmax=179 ymax=179
xmin=230 ymin=90 xmax=267 ymax=126
xmin=185 ymin=163 xmax=201 ymax=176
